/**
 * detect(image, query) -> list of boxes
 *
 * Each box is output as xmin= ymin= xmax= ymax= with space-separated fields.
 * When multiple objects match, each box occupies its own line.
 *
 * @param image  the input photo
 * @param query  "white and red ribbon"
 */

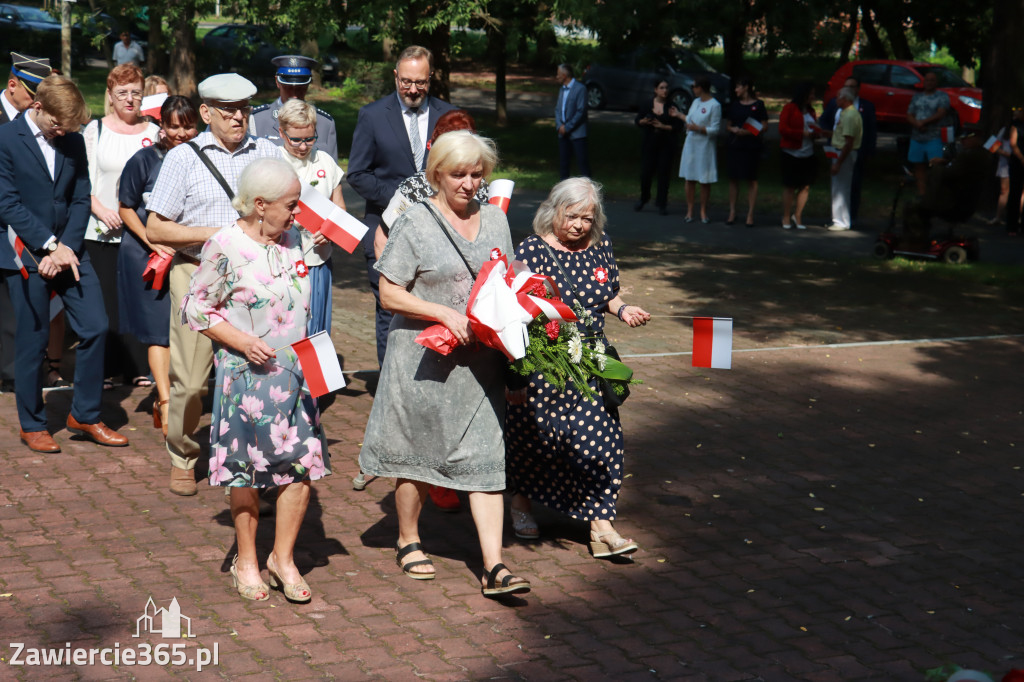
xmin=416 ymin=257 xmax=577 ymax=361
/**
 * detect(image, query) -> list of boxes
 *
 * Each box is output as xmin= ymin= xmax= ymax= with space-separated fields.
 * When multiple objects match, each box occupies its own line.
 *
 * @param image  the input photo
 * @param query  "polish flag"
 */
xmin=742 ymin=117 xmax=763 ymax=136
xmin=291 ymin=331 xmax=345 ymax=399
xmin=823 ymin=146 xmax=840 ymax=160
xmin=297 ymin=182 xmax=367 ymax=253
xmin=984 ymin=135 xmax=1002 ymax=153
xmin=487 ymin=179 xmax=514 ymax=214
xmin=6 ymin=228 xmax=29 ymax=279
xmin=141 ymin=93 xmax=167 ymax=119
xmin=940 ymin=126 xmax=955 ymax=144
xmin=692 ymin=317 xmax=732 ymax=369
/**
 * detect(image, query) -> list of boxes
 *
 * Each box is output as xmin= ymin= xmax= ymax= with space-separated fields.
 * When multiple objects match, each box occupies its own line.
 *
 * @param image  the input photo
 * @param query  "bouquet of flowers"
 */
xmin=508 ymin=292 xmax=636 ymax=404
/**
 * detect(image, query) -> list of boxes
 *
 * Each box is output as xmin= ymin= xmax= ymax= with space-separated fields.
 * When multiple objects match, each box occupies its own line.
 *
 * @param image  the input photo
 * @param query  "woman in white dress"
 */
xmin=673 ymin=77 xmax=721 ymax=223
xmin=275 ymin=98 xmax=345 ymax=336
xmin=84 ymin=63 xmax=160 ymax=388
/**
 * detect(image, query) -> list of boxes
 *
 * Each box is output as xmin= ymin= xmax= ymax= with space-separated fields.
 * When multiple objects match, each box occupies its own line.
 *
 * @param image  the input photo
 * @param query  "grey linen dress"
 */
xmin=359 ymin=201 xmax=514 ymax=491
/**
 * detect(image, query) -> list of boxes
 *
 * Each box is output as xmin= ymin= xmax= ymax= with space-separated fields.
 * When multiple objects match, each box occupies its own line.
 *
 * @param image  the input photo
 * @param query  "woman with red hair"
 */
xmin=83 ymin=63 xmax=159 ymax=389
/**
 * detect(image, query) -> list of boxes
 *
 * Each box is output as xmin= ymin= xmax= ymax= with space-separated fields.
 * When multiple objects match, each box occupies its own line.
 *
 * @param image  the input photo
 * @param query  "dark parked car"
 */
xmin=0 ymin=4 xmax=62 ymax=65
xmin=200 ymin=23 xmax=338 ymax=85
xmin=583 ymin=48 xmax=731 ymax=114
xmin=824 ymin=60 xmax=982 ymax=131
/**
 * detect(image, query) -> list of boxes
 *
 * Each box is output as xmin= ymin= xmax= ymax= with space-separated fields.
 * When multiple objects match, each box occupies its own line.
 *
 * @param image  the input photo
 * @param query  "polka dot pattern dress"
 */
xmin=505 ymin=234 xmax=626 ymax=521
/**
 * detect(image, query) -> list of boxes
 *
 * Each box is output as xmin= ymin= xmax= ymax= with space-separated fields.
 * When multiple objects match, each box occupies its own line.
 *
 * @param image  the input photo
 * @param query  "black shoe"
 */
xmin=0 ymin=379 xmax=14 ymax=394
xmin=633 ymin=201 xmax=645 ymax=212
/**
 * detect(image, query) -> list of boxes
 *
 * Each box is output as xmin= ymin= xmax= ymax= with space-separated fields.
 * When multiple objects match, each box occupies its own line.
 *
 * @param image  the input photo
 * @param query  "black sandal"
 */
xmin=481 ymin=563 xmax=530 ymax=598
xmin=396 ymin=542 xmax=435 ymax=580
xmin=44 ymin=356 xmax=70 ymax=388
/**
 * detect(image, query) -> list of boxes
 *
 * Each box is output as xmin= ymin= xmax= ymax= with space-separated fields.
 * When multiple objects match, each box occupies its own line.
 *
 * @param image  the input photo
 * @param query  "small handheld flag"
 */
xmin=292 ymin=331 xmax=345 ymax=399
xmin=692 ymin=317 xmax=732 ymax=369
xmin=940 ymin=126 xmax=955 ymax=144
xmin=6 ymin=228 xmax=30 ymax=279
xmin=823 ymin=146 xmax=840 ymax=160
xmin=297 ymin=182 xmax=368 ymax=254
xmin=742 ymin=117 xmax=764 ymax=136
xmin=141 ymin=93 xmax=168 ymax=119
xmin=984 ymin=135 xmax=1002 ymax=153
xmin=487 ymin=179 xmax=514 ymax=213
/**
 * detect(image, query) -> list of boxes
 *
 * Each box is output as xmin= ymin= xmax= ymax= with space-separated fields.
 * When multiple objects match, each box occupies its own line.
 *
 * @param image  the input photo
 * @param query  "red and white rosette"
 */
xmin=416 ymin=257 xmax=577 ymax=360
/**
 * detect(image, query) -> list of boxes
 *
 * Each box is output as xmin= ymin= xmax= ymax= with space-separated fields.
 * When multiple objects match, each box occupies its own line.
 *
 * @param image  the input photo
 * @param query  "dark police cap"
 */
xmin=272 ymin=55 xmax=318 ymax=85
xmin=10 ymin=52 xmax=52 ymax=93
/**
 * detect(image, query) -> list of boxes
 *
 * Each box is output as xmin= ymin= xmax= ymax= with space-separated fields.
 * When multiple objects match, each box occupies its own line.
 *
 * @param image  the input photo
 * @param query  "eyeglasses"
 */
xmin=113 ymin=89 xmax=143 ymax=101
xmin=397 ymin=77 xmax=430 ymax=90
xmin=35 ymin=109 xmax=64 ymax=132
xmin=211 ymin=105 xmax=253 ymax=118
xmin=565 ymin=213 xmax=595 ymax=226
xmin=283 ymin=132 xmax=317 ymax=147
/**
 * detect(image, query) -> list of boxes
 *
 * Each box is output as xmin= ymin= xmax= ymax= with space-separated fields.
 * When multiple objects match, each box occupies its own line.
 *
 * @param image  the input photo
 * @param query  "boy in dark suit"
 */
xmin=0 ymin=75 xmax=128 ymax=453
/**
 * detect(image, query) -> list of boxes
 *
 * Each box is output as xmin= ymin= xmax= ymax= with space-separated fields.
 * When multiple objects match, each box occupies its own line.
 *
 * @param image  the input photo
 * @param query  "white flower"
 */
xmin=595 ymin=352 xmax=607 ymax=371
xmin=568 ymin=335 xmax=583 ymax=364
xmin=593 ymin=340 xmax=605 ymax=355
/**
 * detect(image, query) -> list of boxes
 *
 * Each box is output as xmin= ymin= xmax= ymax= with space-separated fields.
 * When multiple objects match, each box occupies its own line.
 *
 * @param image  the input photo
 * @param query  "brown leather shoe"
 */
xmin=65 ymin=415 xmax=129 ymax=447
xmin=170 ymin=467 xmax=198 ymax=496
xmin=20 ymin=430 xmax=60 ymax=453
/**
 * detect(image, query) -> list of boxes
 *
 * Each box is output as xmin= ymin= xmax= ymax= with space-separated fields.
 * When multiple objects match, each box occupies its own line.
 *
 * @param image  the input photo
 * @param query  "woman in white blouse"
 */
xmin=84 ymin=63 xmax=159 ymax=389
xmin=276 ymin=98 xmax=346 ymax=336
xmin=673 ymin=77 xmax=721 ymax=224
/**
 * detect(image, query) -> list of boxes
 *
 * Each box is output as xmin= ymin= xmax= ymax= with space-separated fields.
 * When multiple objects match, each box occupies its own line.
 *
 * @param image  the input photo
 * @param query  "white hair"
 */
xmin=231 ymin=158 xmax=299 ymax=217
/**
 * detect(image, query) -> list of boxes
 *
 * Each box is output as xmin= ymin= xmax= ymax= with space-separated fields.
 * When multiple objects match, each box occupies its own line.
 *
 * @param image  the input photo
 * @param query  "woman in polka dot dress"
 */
xmin=505 ymin=178 xmax=651 ymax=559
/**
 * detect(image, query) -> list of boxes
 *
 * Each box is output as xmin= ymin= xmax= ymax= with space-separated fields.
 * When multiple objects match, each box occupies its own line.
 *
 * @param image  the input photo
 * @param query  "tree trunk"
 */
xmin=169 ymin=2 xmax=197 ymax=99
xmin=721 ymin=1 xmax=749 ymax=79
xmin=860 ymin=7 xmax=888 ymax=59
xmin=147 ymin=4 xmax=167 ymax=76
xmin=301 ymin=38 xmax=322 ymax=89
xmin=983 ymin=0 xmax=1024 ymax=133
xmin=872 ymin=1 xmax=912 ymax=59
xmin=486 ymin=22 xmax=508 ymax=126
xmin=532 ymin=3 xmax=557 ymax=68
xmin=837 ymin=4 xmax=859 ymax=63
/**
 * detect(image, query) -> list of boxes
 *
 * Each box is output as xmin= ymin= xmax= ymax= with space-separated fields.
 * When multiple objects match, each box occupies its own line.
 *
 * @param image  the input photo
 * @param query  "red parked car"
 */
xmin=824 ymin=60 xmax=982 ymax=130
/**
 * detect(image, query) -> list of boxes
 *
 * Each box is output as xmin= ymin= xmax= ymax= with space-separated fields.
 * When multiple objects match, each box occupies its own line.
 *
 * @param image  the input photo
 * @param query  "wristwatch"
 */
xmin=46 ymin=241 xmax=58 ymax=253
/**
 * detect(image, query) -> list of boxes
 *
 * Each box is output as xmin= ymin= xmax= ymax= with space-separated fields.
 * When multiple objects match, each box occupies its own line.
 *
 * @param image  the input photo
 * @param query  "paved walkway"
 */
xmin=2 ymin=201 xmax=1024 ymax=680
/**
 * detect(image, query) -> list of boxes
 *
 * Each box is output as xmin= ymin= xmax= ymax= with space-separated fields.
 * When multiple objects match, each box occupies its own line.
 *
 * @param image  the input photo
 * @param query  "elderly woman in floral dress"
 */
xmin=181 ymin=157 xmax=330 ymax=604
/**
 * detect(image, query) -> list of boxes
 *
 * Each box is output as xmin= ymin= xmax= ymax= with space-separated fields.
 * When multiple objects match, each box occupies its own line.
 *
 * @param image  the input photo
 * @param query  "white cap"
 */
xmin=197 ymin=73 xmax=257 ymax=102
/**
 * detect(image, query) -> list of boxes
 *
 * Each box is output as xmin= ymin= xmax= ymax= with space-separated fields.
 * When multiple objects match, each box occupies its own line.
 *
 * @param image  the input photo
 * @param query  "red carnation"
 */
xmin=545 ymin=320 xmax=560 ymax=340
xmin=530 ymin=282 xmax=546 ymax=298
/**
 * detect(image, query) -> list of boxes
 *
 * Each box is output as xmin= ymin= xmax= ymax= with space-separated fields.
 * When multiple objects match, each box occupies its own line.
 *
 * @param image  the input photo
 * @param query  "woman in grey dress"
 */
xmin=360 ymin=131 xmax=530 ymax=598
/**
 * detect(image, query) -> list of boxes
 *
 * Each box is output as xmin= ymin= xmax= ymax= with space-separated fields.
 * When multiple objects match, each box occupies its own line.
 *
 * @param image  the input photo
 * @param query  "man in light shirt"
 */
xmin=112 ymin=32 xmax=145 ymax=67
xmin=827 ymin=88 xmax=863 ymax=232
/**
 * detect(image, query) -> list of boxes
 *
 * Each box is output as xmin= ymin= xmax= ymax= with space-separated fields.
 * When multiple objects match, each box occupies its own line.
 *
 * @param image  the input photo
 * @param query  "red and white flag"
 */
xmin=742 ymin=117 xmax=764 ymax=136
xmin=692 ymin=317 xmax=732 ymax=369
xmin=984 ymin=135 xmax=1002 ymax=153
xmin=823 ymin=145 xmax=840 ymax=160
xmin=291 ymin=331 xmax=345 ymax=399
xmin=6 ymin=228 xmax=29 ymax=279
xmin=297 ymin=182 xmax=368 ymax=253
xmin=487 ymin=179 xmax=514 ymax=214
xmin=141 ymin=93 xmax=167 ymax=120
xmin=940 ymin=126 xmax=955 ymax=144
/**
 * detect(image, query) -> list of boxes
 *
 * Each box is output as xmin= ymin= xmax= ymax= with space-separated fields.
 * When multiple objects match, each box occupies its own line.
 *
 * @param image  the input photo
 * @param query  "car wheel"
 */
xmin=872 ymin=241 xmax=893 ymax=260
xmin=942 ymin=245 xmax=968 ymax=264
xmin=586 ymin=83 xmax=605 ymax=110
xmin=669 ymin=89 xmax=692 ymax=114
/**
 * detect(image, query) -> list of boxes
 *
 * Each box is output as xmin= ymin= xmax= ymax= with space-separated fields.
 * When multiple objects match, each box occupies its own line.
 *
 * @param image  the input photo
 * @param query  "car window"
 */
xmin=918 ymin=66 xmax=969 ymax=88
xmin=852 ymin=63 xmax=887 ymax=86
xmin=889 ymin=66 xmax=920 ymax=88
xmin=21 ymin=6 xmax=58 ymax=23
xmin=207 ymin=25 xmax=228 ymax=38
xmin=669 ymin=51 xmax=715 ymax=74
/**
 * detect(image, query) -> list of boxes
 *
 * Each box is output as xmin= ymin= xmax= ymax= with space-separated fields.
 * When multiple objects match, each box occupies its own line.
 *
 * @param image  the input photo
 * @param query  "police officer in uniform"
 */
xmin=1 ymin=52 xmax=54 ymax=394
xmin=250 ymin=55 xmax=338 ymax=161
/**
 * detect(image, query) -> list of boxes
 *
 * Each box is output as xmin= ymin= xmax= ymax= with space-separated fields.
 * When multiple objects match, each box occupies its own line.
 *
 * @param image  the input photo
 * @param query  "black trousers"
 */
xmin=1008 ymin=158 xmax=1024 ymax=232
xmin=639 ymin=143 xmax=674 ymax=209
xmin=85 ymin=241 xmax=148 ymax=381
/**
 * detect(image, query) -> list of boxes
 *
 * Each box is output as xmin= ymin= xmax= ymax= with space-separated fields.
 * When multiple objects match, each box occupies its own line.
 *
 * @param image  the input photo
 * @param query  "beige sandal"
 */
xmin=267 ymin=554 xmax=311 ymax=603
xmin=230 ymin=555 xmax=269 ymax=601
xmin=589 ymin=529 xmax=638 ymax=558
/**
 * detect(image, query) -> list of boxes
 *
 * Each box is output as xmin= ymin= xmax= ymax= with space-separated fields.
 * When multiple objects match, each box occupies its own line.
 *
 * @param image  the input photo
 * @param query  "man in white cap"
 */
xmin=146 ymin=73 xmax=279 ymax=496
xmin=250 ymin=55 xmax=337 ymax=161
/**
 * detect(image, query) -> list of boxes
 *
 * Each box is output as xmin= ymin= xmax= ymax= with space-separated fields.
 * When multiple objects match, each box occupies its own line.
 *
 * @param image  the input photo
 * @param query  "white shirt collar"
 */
xmin=397 ymin=93 xmax=429 ymax=115
xmin=1 ymin=90 xmax=19 ymax=122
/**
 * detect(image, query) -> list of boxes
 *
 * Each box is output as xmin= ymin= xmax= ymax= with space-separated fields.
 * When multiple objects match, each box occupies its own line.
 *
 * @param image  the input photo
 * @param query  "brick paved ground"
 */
xmin=1 ymin=229 xmax=1022 ymax=680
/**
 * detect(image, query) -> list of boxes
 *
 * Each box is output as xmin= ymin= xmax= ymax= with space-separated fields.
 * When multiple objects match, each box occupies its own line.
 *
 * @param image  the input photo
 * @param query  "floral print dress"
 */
xmin=180 ymin=222 xmax=330 ymax=488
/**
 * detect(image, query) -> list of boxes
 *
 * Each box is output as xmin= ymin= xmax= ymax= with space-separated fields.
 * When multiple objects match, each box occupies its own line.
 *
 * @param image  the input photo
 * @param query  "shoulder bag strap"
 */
xmin=186 ymin=141 xmax=235 ymax=201
xmin=421 ymin=200 xmax=477 ymax=280
xmin=542 ymin=240 xmax=613 ymax=338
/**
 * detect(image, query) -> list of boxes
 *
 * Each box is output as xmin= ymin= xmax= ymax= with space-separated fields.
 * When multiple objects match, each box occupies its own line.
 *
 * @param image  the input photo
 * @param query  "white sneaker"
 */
xmin=827 ymin=224 xmax=850 ymax=231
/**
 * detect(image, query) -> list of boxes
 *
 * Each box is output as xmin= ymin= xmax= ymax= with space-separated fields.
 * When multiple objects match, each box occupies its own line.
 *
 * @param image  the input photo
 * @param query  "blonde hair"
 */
xmin=532 ymin=177 xmax=607 ymax=247
xmin=276 ymin=98 xmax=317 ymax=132
xmin=144 ymin=75 xmax=169 ymax=96
xmin=35 ymin=75 xmax=90 ymax=133
xmin=424 ymin=130 xmax=497 ymax=190
xmin=231 ymin=158 xmax=299 ymax=217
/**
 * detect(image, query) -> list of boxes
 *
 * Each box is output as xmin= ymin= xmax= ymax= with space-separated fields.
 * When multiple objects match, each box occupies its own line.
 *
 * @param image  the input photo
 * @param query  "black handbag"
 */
xmin=540 ymin=242 xmax=631 ymax=408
